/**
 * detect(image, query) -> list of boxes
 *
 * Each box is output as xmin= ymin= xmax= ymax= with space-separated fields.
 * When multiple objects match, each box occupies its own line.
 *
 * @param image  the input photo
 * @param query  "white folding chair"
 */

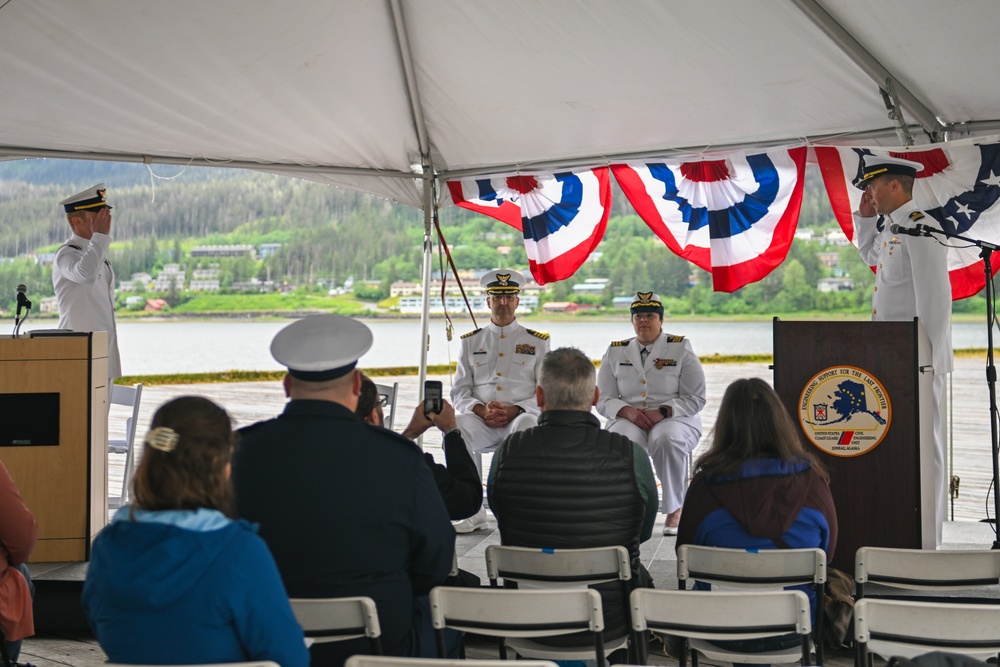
xmin=855 ymin=546 xmax=1000 ymax=600
xmin=677 ymin=544 xmax=826 ymax=664
xmin=375 ymin=381 xmax=399 ymax=431
xmin=429 ymin=586 xmax=608 ymax=667
xmin=108 ymin=382 xmax=143 ymax=508
xmin=290 ymin=596 xmax=382 ymax=654
xmin=854 ymin=598 xmax=1000 ymax=666
xmin=485 ymin=545 xmax=632 ymax=659
xmin=630 ymin=588 xmax=812 ymax=667
xmin=346 ymin=657 xmax=558 ymax=667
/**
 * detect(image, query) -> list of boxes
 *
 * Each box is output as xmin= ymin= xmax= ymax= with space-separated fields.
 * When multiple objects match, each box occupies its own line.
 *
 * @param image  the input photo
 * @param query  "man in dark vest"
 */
xmin=487 ymin=346 xmax=658 ymax=643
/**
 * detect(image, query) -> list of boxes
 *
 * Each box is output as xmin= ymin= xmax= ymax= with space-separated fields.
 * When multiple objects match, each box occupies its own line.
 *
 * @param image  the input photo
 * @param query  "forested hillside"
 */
xmin=1 ymin=157 xmax=952 ymax=317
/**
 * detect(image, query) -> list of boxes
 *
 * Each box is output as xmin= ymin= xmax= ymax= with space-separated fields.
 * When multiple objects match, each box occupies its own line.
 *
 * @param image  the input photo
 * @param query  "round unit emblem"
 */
xmin=798 ymin=365 xmax=891 ymax=457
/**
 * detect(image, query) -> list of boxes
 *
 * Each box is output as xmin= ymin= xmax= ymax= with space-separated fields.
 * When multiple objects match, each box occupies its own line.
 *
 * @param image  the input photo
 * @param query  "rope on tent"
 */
xmin=433 ymin=215 xmax=477 ymax=339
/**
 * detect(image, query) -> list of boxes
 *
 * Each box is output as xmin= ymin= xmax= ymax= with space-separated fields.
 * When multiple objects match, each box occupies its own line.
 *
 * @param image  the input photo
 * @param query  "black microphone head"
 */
xmin=16 ymin=284 xmax=26 ymax=293
xmin=889 ymin=223 xmax=904 ymax=235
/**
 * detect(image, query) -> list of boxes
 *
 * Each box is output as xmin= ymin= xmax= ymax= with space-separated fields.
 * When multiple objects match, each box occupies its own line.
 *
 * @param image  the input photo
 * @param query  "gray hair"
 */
xmin=538 ymin=347 xmax=596 ymax=410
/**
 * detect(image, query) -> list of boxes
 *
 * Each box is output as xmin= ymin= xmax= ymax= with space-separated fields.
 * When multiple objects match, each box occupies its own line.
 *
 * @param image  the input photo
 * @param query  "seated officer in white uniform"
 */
xmin=451 ymin=269 xmax=550 ymax=533
xmin=597 ymin=292 xmax=706 ymax=535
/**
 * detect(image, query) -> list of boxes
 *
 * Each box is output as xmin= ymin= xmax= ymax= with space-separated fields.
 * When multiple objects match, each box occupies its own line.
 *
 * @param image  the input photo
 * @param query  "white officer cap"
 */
xmin=481 ymin=269 xmax=525 ymax=295
xmin=630 ymin=291 xmax=664 ymax=316
xmin=854 ymin=155 xmax=924 ymax=190
xmin=270 ymin=315 xmax=373 ymax=381
xmin=60 ymin=183 xmax=113 ymax=213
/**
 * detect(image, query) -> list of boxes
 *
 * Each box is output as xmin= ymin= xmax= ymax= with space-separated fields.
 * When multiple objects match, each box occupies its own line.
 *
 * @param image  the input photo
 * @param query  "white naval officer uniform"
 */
xmin=451 ymin=319 xmax=549 ymax=466
xmin=596 ymin=332 xmax=706 ymax=514
xmin=52 ymin=232 xmax=121 ymax=379
xmin=855 ymin=198 xmax=952 ymax=543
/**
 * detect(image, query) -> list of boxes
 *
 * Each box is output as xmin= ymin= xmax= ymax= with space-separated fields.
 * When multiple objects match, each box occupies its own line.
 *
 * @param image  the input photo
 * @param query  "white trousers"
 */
xmin=456 ymin=411 xmax=538 ymax=477
xmin=932 ymin=373 xmax=947 ymax=546
xmin=606 ymin=418 xmax=701 ymax=514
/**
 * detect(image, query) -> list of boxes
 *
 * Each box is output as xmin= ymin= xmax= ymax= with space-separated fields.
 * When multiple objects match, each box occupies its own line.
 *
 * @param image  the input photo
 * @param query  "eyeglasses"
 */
xmin=632 ymin=313 xmax=658 ymax=321
xmin=377 ymin=394 xmax=390 ymax=408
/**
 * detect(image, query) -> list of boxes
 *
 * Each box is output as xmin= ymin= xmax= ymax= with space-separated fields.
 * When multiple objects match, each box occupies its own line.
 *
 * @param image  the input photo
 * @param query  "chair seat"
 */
xmin=506 ymin=632 xmax=628 ymax=660
xmin=690 ymin=637 xmax=811 ymax=664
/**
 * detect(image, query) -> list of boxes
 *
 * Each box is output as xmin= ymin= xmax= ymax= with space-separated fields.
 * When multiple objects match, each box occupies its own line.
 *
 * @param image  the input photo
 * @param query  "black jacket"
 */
xmin=488 ymin=410 xmax=653 ymax=641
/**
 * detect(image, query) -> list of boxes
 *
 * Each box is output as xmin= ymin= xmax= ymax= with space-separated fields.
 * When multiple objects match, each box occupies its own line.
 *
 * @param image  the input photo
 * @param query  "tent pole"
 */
xmin=417 ymin=168 xmax=435 ymax=423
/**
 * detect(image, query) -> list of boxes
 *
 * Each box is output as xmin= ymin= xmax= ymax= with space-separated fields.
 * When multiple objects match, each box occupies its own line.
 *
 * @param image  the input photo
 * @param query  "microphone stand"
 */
xmin=921 ymin=225 xmax=1000 ymax=547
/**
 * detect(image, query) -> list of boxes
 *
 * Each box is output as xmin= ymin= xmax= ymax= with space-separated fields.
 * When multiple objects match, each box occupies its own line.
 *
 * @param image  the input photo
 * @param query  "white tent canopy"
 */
xmin=3 ymin=0 xmax=1000 ymax=209
xmin=4 ymin=0 xmax=1000 ymax=382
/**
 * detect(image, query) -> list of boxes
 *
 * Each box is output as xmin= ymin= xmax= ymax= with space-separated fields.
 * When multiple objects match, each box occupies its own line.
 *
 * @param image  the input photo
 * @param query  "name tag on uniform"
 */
xmin=515 ymin=343 xmax=536 ymax=355
xmin=473 ymin=350 xmax=487 ymax=355
xmin=619 ymin=361 xmax=633 ymax=366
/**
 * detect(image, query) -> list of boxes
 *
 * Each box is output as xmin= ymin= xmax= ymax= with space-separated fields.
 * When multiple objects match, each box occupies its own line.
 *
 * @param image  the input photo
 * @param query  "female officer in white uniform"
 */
xmin=597 ymin=292 xmax=705 ymax=535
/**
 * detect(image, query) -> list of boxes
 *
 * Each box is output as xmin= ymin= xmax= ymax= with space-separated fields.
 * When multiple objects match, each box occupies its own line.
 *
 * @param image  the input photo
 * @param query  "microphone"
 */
xmin=889 ymin=222 xmax=934 ymax=238
xmin=15 ymin=284 xmax=31 ymax=319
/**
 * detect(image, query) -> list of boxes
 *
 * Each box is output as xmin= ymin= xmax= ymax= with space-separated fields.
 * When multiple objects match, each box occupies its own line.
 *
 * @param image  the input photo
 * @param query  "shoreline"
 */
xmin=26 ymin=311 xmax=988 ymax=324
xmin=118 ymin=348 xmax=994 ymax=386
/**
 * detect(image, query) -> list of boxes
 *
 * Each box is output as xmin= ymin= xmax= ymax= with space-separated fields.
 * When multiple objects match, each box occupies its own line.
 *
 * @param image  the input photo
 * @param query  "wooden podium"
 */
xmin=772 ymin=319 xmax=936 ymax=573
xmin=0 ymin=332 xmax=109 ymax=562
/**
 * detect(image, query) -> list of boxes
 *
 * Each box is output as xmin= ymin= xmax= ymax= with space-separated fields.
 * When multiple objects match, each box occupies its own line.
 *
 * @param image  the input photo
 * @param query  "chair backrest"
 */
xmin=429 ymin=586 xmax=606 ymax=665
xmin=677 ymin=544 xmax=826 ymax=589
xmin=109 ymin=382 xmax=143 ymax=507
xmin=107 ymin=663 xmax=279 ymax=666
xmin=630 ymin=588 xmax=812 ymax=666
xmin=375 ymin=381 xmax=399 ymax=431
xmin=855 ymin=547 xmax=1000 ymax=597
xmin=485 ymin=545 xmax=631 ymax=588
xmin=854 ymin=598 xmax=1000 ymax=663
xmin=677 ymin=545 xmax=826 ymax=665
xmin=290 ymin=596 xmax=382 ymax=653
xmin=346 ymin=657 xmax=559 ymax=667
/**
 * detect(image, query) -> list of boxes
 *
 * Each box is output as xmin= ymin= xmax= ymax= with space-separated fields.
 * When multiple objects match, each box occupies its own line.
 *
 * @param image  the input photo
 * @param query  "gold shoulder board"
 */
xmin=461 ymin=328 xmax=482 ymax=339
xmin=526 ymin=328 xmax=550 ymax=340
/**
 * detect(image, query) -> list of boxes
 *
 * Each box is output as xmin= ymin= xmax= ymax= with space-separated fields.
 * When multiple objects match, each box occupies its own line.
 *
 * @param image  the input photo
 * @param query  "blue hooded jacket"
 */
xmin=82 ymin=506 xmax=309 ymax=667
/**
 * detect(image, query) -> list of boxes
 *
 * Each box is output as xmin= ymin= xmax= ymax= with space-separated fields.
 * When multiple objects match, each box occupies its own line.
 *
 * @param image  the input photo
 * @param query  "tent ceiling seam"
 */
xmin=0 ymin=147 xmax=415 ymax=179
xmin=389 ymin=0 xmax=431 ymax=167
xmin=789 ymin=0 xmax=944 ymax=135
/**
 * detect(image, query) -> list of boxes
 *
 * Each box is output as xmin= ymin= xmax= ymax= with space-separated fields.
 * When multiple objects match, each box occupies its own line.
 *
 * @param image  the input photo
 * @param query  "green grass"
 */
xmin=166 ymin=292 xmax=370 ymax=314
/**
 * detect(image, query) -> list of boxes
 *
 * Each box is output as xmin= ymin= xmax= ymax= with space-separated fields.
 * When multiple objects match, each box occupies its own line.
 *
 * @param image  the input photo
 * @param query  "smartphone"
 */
xmin=423 ymin=380 xmax=443 ymax=416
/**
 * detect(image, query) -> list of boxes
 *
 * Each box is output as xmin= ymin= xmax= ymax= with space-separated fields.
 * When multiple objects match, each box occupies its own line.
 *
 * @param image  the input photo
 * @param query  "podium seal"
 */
xmin=798 ymin=365 xmax=891 ymax=457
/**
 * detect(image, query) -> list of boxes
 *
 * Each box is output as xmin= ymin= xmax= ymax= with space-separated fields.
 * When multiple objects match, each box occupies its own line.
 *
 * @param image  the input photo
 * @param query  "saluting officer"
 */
xmin=597 ymin=292 xmax=706 ymax=535
xmin=451 ymin=269 xmax=550 ymax=532
xmin=854 ymin=154 xmax=952 ymax=544
xmin=52 ymin=183 xmax=121 ymax=380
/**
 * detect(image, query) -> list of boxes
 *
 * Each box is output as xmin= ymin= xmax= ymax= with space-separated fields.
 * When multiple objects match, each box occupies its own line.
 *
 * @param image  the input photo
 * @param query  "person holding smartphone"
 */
xmin=451 ymin=269 xmax=550 ymax=533
xmin=355 ymin=374 xmax=481 ymax=521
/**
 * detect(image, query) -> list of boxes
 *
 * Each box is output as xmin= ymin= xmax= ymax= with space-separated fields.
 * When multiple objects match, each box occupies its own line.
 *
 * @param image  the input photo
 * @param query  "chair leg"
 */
xmin=855 ymin=639 xmax=866 ymax=667
xmin=690 ymin=643 xmax=698 ymax=667
xmin=594 ymin=631 xmax=607 ymax=667
xmin=435 ymin=628 xmax=448 ymax=659
xmin=801 ymin=635 xmax=810 ymax=666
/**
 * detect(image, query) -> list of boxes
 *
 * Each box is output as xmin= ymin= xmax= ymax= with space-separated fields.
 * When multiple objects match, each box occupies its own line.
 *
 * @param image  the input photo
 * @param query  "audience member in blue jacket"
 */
xmin=676 ymin=378 xmax=838 ymax=653
xmin=82 ymin=396 xmax=309 ymax=667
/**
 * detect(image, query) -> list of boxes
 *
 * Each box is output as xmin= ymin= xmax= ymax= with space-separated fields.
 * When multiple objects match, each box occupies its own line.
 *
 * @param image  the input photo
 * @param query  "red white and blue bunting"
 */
xmin=611 ymin=147 xmax=807 ymax=292
xmin=447 ymin=169 xmax=612 ymax=285
xmin=816 ymin=139 xmax=1000 ymax=300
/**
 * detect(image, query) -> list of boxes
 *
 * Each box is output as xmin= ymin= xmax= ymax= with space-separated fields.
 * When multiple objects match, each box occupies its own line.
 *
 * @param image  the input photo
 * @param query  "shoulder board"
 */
xmin=525 ymin=328 xmax=550 ymax=340
xmin=666 ymin=335 xmax=686 ymax=343
xmin=460 ymin=328 xmax=482 ymax=339
xmin=61 ymin=243 xmax=83 ymax=251
xmin=610 ymin=339 xmax=633 ymax=347
xmin=909 ymin=211 xmax=925 ymax=222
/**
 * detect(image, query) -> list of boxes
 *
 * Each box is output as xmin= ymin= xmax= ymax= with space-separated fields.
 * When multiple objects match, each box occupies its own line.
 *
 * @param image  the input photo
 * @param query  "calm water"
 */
xmin=21 ymin=318 xmax=996 ymax=376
